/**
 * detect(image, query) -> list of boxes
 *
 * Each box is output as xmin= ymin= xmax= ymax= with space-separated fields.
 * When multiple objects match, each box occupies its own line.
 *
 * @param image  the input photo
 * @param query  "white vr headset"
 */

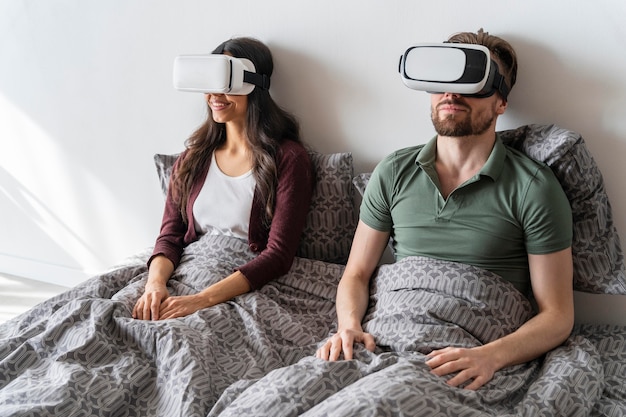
xmin=173 ymin=54 xmax=270 ymax=95
xmin=399 ymin=43 xmax=510 ymax=100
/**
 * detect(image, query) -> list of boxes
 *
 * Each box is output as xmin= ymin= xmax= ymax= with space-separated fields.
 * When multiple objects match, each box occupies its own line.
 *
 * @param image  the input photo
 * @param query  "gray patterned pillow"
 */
xmin=154 ymin=151 xmax=356 ymax=265
xmin=353 ymin=124 xmax=626 ymax=294
xmin=154 ymin=153 xmax=179 ymax=196
xmin=297 ymin=152 xmax=356 ymax=264
xmin=500 ymin=124 xmax=626 ymax=294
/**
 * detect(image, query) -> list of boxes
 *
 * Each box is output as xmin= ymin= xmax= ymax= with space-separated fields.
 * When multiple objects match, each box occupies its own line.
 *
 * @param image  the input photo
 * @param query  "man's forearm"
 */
xmin=335 ymin=274 xmax=371 ymax=331
xmin=482 ymin=309 xmax=574 ymax=371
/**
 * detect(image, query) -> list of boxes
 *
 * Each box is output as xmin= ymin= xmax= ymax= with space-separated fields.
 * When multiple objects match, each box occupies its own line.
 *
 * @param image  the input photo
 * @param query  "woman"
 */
xmin=133 ymin=37 xmax=314 ymax=321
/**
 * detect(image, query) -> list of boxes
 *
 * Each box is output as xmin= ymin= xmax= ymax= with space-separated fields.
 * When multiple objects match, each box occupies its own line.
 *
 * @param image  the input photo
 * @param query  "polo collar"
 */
xmin=415 ymin=135 xmax=438 ymax=169
xmin=479 ymin=133 xmax=506 ymax=181
xmin=415 ymin=134 xmax=506 ymax=181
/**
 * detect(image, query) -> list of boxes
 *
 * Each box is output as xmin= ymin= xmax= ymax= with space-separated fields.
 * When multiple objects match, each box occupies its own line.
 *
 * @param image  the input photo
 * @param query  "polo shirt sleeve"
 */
xmin=360 ymin=154 xmax=395 ymax=232
xmin=521 ymin=164 xmax=573 ymax=254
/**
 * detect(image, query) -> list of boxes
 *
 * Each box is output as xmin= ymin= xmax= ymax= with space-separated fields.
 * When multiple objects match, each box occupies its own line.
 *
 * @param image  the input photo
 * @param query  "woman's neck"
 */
xmin=216 ymin=122 xmax=253 ymax=176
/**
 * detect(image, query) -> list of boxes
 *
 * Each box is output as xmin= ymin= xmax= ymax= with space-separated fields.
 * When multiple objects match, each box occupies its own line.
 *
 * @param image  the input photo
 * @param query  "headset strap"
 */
xmin=491 ymin=65 xmax=509 ymax=100
xmin=243 ymin=71 xmax=271 ymax=90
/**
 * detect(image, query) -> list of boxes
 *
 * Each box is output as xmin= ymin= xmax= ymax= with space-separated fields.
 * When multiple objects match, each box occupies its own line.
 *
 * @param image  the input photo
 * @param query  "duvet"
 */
xmin=0 ymin=235 xmax=343 ymax=416
xmin=210 ymin=257 xmax=605 ymax=417
xmin=1 ymin=234 xmax=624 ymax=416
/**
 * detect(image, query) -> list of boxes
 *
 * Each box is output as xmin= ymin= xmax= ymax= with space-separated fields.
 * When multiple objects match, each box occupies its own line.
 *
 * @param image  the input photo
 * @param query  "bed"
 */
xmin=1 ymin=124 xmax=625 ymax=416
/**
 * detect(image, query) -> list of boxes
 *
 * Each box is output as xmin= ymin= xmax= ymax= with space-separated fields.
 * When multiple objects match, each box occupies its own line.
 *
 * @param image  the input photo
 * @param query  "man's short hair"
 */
xmin=447 ymin=28 xmax=518 ymax=98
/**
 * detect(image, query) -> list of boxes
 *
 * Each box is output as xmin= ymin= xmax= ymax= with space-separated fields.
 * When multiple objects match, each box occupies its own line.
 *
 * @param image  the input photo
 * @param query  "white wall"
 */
xmin=1 ymin=1 xmax=626 ymax=297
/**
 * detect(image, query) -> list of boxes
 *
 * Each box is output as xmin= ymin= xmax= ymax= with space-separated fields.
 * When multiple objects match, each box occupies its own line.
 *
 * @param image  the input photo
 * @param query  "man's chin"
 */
xmin=433 ymin=122 xmax=471 ymax=137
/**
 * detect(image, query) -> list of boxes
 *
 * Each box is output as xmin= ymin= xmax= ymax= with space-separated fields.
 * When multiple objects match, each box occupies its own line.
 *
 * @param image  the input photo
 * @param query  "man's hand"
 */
xmin=425 ymin=346 xmax=497 ymax=390
xmin=316 ymin=328 xmax=376 ymax=361
xmin=316 ymin=222 xmax=389 ymax=362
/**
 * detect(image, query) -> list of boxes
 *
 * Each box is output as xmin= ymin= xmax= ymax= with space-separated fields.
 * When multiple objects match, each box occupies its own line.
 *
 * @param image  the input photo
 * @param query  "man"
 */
xmin=316 ymin=29 xmax=574 ymax=391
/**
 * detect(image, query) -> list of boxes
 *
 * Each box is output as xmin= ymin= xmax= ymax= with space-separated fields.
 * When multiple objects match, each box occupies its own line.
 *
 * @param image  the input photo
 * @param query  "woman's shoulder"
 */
xmin=277 ymin=140 xmax=310 ymax=163
xmin=278 ymin=139 xmax=307 ymax=152
xmin=275 ymin=140 xmax=313 ymax=183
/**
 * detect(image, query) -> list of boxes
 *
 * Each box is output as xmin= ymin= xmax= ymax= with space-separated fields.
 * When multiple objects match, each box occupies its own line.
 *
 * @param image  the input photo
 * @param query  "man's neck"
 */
xmin=436 ymin=130 xmax=497 ymax=165
xmin=434 ymin=131 xmax=497 ymax=198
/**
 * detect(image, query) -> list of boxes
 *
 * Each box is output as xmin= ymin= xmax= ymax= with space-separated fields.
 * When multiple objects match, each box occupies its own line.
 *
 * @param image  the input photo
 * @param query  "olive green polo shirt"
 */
xmin=360 ymin=135 xmax=572 ymax=294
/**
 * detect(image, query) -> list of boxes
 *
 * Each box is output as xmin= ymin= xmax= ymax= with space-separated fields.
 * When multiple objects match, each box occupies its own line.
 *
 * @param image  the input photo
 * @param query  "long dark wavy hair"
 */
xmin=171 ymin=37 xmax=301 ymax=225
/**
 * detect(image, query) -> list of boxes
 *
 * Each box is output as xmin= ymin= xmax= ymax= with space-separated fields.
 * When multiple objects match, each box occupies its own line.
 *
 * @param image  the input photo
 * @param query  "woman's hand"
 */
xmin=132 ymin=270 xmax=251 ymax=320
xmin=132 ymin=289 xmax=207 ymax=321
xmin=157 ymin=294 xmax=208 ymax=320
xmin=132 ymin=284 xmax=170 ymax=320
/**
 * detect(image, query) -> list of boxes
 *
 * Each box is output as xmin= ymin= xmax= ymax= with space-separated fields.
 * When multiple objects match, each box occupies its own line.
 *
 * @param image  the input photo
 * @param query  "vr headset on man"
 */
xmin=398 ymin=43 xmax=510 ymax=100
xmin=173 ymin=54 xmax=270 ymax=95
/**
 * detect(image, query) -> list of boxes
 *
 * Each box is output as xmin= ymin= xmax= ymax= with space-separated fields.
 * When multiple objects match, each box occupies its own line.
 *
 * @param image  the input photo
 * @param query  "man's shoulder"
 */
xmin=501 ymin=143 xmax=555 ymax=176
xmin=370 ymin=144 xmax=430 ymax=183
xmin=501 ymin=143 xmax=562 ymax=189
xmin=389 ymin=144 xmax=426 ymax=157
xmin=502 ymin=143 xmax=546 ymax=168
xmin=378 ymin=144 xmax=426 ymax=168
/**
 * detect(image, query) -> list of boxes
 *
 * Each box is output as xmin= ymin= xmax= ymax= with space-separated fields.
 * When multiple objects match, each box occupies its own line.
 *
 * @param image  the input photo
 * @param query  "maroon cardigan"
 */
xmin=150 ymin=140 xmax=314 ymax=290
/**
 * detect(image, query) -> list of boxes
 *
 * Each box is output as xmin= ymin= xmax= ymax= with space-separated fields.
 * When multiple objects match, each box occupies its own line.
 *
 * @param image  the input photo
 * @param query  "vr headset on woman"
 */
xmin=398 ymin=43 xmax=510 ymax=100
xmin=173 ymin=54 xmax=270 ymax=95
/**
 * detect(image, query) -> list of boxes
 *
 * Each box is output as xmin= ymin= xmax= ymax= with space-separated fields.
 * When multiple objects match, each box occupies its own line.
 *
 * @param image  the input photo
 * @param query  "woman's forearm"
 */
xmin=196 ymin=270 xmax=251 ymax=308
xmin=146 ymin=255 xmax=175 ymax=288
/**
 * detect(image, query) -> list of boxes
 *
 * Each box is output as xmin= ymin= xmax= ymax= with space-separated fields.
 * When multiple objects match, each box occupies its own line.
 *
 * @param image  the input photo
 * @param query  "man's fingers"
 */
xmin=340 ymin=337 xmax=354 ymax=360
xmin=131 ymin=301 xmax=139 ymax=319
xmin=461 ymin=374 xmax=488 ymax=391
xmin=329 ymin=334 xmax=346 ymax=361
xmin=315 ymin=343 xmax=328 ymax=360
xmin=317 ymin=330 xmax=377 ymax=362
xmin=317 ymin=335 xmax=349 ymax=361
xmin=363 ymin=333 xmax=376 ymax=352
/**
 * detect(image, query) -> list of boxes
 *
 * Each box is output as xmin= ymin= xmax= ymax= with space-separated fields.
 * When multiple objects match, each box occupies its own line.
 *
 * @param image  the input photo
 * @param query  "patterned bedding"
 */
xmin=0 ymin=235 xmax=342 ymax=416
xmin=210 ymin=257 xmax=622 ymax=417
xmin=1 ymin=235 xmax=624 ymax=416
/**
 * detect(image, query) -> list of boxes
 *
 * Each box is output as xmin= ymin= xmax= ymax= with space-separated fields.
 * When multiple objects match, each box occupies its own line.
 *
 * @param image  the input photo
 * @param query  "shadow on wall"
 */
xmin=0 ymin=165 xmax=92 ymax=272
xmin=265 ymin=42 xmax=373 ymax=154
xmin=503 ymin=34 xmax=626 ymax=159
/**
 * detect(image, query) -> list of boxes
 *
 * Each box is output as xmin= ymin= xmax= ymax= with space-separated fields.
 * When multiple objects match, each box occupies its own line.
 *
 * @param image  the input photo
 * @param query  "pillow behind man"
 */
xmin=500 ymin=124 xmax=626 ymax=295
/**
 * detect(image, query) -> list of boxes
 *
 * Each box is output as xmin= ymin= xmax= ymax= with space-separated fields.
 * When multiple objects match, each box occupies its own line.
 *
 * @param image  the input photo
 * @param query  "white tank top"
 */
xmin=193 ymin=152 xmax=256 ymax=240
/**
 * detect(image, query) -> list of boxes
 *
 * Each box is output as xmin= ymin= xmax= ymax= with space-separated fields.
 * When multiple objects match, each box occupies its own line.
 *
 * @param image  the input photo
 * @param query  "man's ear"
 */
xmin=496 ymin=97 xmax=508 ymax=115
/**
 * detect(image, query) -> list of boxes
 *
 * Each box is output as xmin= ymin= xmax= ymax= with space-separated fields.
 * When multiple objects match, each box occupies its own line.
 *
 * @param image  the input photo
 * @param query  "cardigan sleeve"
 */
xmin=148 ymin=154 xmax=189 ymax=268
xmin=237 ymin=141 xmax=314 ymax=289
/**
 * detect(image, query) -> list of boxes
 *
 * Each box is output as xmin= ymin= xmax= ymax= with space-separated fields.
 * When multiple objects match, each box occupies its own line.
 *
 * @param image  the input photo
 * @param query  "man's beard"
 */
xmin=431 ymin=100 xmax=496 ymax=137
